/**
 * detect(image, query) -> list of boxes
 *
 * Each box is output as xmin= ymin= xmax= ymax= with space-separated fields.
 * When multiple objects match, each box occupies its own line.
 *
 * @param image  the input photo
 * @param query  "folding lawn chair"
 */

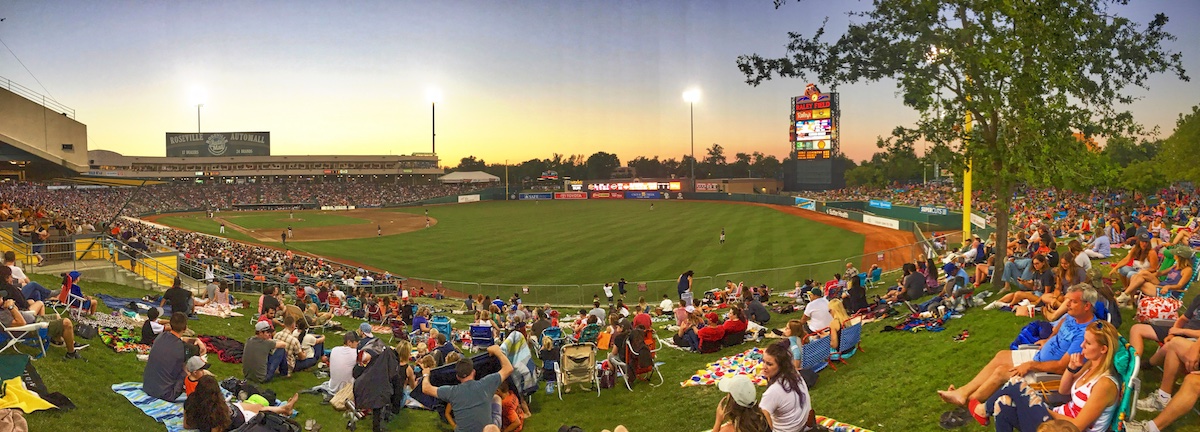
xmin=834 ymin=320 xmax=865 ymax=364
xmin=542 ymin=326 xmax=566 ymax=351
xmin=867 ymin=267 xmax=883 ymax=289
xmin=307 ymin=293 xmax=328 ymax=312
xmin=469 ymin=324 xmax=496 ymax=351
xmin=555 ymin=342 xmax=600 ymax=400
xmin=0 ymin=320 xmax=48 ymax=360
xmin=431 ymin=316 xmax=452 ymax=336
xmin=801 ymin=335 xmax=832 ymax=373
xmin=576 ymin=323 xmax=601 ymax=344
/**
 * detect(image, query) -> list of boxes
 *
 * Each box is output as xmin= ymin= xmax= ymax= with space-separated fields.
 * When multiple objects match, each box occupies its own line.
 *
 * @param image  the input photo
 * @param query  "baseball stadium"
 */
xmin=1 ymin=2 xmax=1199 ymax=432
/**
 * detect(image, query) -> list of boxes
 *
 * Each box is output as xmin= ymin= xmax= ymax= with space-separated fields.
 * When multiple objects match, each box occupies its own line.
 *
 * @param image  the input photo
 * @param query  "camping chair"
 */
xmin=721 ymin=330 xmax=747 ymax=348
xmin=542 ymin=326 xmax=566 ymax=351
xmin=576 ymin=323 xmax=601 ymax=344
xmin=50 ymin=285 xmax=89 ymax=319
xmin=469 ymin=324 xmax=496 ymax=351
xmin=605 ymin=331 xmax=635 ymax=391
xmin=800 ymin=335 xmax=832 ymax=373
xmin=0 ymin=320 xmax=48 ymax=360
xmin=431 ymin=316 xmax=453 ymax=337
xmin=387 ymin=318 xmax=407 ymax=343
xmin=834 ymin=320 xmax=865 ymax=364
xmin=555 ymin=342 xmax=600 ymax=400
xmin=867 ymin=267 xmax=883 ymax=289
xmin=307 ymin=293 xmax=328 ymax=312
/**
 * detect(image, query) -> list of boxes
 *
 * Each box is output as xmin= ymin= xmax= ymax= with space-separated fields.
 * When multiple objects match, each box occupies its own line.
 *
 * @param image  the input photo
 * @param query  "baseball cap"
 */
xmin=717 ymin=375 xmax=757 ymax=408
xmin=684 ymin=305 xmax=696 ymax=313
xmin=254 ymin=321 xmax=272 ymax=332
xmin=359 ymin=322 xmax=374 ymax=337
xmin=942 ymin=263 xmax=957 ymax=274
xmin=705 ymin=312 xmax=720 ymax=323
xmin=1137 ymin=231 xmax=1151 ymax=242
xmin=185 ymin=356 xmax=209 ymax=373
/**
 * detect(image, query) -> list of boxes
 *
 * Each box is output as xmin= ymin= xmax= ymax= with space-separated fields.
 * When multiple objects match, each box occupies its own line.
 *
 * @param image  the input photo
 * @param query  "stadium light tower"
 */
xmin=196 ymin=104 xmax=204 ymax=133
xmin=682 ymin=89 xmax=700 ymax=191
xmin=190 ymin=85 xmax=207 ymax=134
xmin=427 ymin=88 xmax=443 ymax=154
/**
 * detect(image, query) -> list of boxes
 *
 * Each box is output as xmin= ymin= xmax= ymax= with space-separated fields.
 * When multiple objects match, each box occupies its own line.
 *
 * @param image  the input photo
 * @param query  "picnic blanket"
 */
xmin=194 ymin=304 xmax=243 ymax=318
xmin=99 ymin=327 xmax=151 ymax=355
xmin=112 ymin=382 xmax=190 ymax=432
xmin=681 ymin=347 xmax=768 ymax=387
xmin=883 ymin=314 xmax=946 ymax=333
xmin=370 ymin=324 xmax=392 ymax=335
xmin=99 ymin=294 xmax=171 ymax=315
xmin=198 ymin=335 xmax=244 ymax=364
xmin=113 ymin=382 xmax=289 ymax=432
xmin=697 ymin=416 xmax=872 ymax=432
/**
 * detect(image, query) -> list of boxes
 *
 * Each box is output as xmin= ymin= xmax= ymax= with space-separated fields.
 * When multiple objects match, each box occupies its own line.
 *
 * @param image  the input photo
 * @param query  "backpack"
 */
xmin=233 ymin=412 xmax=301 ymax=432
xmin=598 ymin=360 xmax=616 ymax=389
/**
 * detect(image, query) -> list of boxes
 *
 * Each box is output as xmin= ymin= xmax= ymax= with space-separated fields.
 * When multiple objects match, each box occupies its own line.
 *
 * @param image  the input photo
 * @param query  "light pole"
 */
xmin=196 ymin=104 xmax=203 ymax=134
xmin=683 ymin=89 xmax=700 ymax=191
xmin=427 ymin=88 xmax=442 ymax=154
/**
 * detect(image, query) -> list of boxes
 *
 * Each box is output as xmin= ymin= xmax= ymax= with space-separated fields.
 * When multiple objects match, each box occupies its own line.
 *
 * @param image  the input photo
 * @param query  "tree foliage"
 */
xmin=738 ymin=0 xmax=1187 ymax=288
xmin=1158 ymin=105 xmax=1200 ymax=184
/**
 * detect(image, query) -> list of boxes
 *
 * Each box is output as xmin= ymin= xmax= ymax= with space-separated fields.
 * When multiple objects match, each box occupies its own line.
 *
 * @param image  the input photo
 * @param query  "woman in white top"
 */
xmin=759 ymin=341 xmax=814 ymax=432
xmin=974 ymin=320 xmax=1120 ymax=432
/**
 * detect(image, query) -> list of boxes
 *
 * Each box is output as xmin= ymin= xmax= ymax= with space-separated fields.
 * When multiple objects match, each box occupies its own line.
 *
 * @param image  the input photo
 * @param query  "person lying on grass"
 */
xmin=972 ymin=320 xmax=1120 ymax=432
xmin=183 ymin=375 xmax=299 ymax=432
xmin=938 ymin=284 xmax=1098 ymax=410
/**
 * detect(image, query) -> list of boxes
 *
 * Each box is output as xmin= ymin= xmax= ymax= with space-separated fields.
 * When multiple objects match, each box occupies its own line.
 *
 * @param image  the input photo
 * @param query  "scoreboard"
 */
xmin=786 ymin=85 xmax=842 ymax=190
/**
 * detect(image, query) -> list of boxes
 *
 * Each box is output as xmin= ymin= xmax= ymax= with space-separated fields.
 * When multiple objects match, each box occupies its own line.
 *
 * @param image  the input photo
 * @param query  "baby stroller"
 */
xmin=347 ymin=341 xmax=404 ymax=432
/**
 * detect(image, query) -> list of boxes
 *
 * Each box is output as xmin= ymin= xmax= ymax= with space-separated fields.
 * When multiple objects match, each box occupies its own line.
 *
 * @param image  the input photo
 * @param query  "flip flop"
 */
xmin=939 ymin=408 xmax=968 ymax=429
xmin=967 ymin=399 xmax=989 ymax=426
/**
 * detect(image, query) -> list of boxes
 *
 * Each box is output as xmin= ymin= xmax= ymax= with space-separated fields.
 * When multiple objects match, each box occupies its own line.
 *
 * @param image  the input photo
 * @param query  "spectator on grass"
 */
xmin=799 ymin=289 xmax=832 ymax=334
xmin=308 ymin=331 xmax=359 ymax=397
xmin=974 ymin=320 xmax=1120 ymax=432
xmin=1110 ymin=235 xmax=1156 ymax=293
xmin=184 ymin=375 xmax=298 ymax=432
xmin=673 ymin=311 xmax=700 ymax=351
xmin=712 ymin=375 xmax=771 ymax=432
xmin=760 ymin=341 xmax=814 ymax=432
xmin=1127 ymin=289 xmax=1200 ymax=356
xmin=1121 ymin=246 xmax=1194 ymax=300
xmin=843 ymin=272 xmax=868 ymax=314
xmin=183 ymin=356 xmax=214 ymax=396
xmin=143 ymin=312 xmax=208 ymax=401
xmin=658 ymin=294 xmax=673 ymax=317
xmin=161 ymin=276 xmax=205 ymax=316
xmin=5 ymin=251 xmax=51 ymax=302
xmin=678 ymin=270 xmax=694 ymax=301
xmin=140 ymin=306 xmax=164 ymax=345
xmin=746 ymin=296 xmax=771 ymax=325
xmin=768 ymin=319 xmax=807 ymax=370
xmin=722 ymin=306 xmax=749 ymax=335
xmin=938 ymin=284 xmax=1098 ymax=411
xmin=0 ymin=266 xmax=43 ymax=318
xmin=587 ymin=301 xmax=606 ymax=323
xmin=1127 ymin=373 xmax=1200 ymax=431
xmin=292 ymin=319 xmax=325 ymax=372
xmin=243 ymin=320 xmax=291 ymax=383
xmin=697 ymin=312 xmax=725 ymax=347
xmin=421 ymin=344 xmax=513 ymax=432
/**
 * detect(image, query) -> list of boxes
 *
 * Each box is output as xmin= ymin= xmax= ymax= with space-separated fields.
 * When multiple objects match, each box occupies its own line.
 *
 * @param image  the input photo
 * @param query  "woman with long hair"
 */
xmin=974 ymin=321 xmax=1121 ymax=432
xmin=826 ymin=299 xmax=851 ymax=357
xmin=1122 ymin=246 xmax=1194 ymax=299
xmin=711 ymin=375 xmax=771 ymax=432
xmin=759 ymin=342 xmax=814 ymax=432
xmin=183 ymin=375 xmax=231 ymax=432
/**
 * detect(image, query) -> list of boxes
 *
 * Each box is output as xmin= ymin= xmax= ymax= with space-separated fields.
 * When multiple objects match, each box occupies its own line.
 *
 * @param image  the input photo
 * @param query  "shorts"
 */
xmin=48 ymin=319 xmax=65 ymax=340
xmin=1010 ymin=348 xmax=1037 ymax=365
xmin=1118 ymin=266 xmax=1137 ymax=278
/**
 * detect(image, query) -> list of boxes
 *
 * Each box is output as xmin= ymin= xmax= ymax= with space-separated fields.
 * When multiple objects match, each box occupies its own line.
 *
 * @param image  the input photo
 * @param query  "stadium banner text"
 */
xmin=166 ymin=132 xmax=271 ymax=157
xmin=518 ymin=192 xmax=554 ymax=200
xmin=863 ymin=214 xmax=901 ymax=230
xmin=457 ymin=194 xmax=481 ymax=203
xmin=590 ymin=192 xmax=624 ymax=199
xmin=624 ymin=191 xmax=663 ymax=199
xmin=868 ymin=199 xmax=892 ymax=210
xmin=920 ymin=206 xmax=949 ymax=216
xmin=553 ymin=192 xmax=588 ymax=200
xmin=319 ymin=205 xmax=357 ymax=211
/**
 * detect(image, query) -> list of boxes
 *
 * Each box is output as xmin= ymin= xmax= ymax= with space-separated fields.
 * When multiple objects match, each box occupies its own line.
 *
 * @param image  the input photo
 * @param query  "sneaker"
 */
xmin=1123 ymin=421 xmax=1153 ymax=432
xmin=49 ymin=339 xmax=65 ymax=348
xmin=73 ymin=342 xmax=89 ymax=350
xmin=1136 ymin=393 xmax=1169 ymax=412
xmin=984 ymin=301 xmax=1003 ymax=311
xmin=64 ymin=351 xmax=85 ymax=361
xmin=1116 ymin=293 xmax=1131 ymax=305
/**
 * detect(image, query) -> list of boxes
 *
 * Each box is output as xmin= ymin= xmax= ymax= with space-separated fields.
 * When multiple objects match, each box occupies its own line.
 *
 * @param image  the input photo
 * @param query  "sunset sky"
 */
xmin=2 ymin=1 xmax=1197 ymax=168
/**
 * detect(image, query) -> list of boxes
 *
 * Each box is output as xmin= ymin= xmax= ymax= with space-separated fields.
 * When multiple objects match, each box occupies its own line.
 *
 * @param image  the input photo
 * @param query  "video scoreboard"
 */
xmin=786 ymin=84 xmax=842 ymax=190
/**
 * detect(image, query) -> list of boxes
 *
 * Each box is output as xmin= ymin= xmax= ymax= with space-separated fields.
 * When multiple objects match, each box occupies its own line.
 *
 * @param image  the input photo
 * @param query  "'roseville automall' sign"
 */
xmin=166 ymin=132 xmax=271 ymax=157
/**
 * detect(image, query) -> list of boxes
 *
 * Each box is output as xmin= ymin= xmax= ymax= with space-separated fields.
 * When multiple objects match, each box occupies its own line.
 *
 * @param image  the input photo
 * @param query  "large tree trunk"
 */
xmin=991 ymin=177 xmax=1012 ymax=290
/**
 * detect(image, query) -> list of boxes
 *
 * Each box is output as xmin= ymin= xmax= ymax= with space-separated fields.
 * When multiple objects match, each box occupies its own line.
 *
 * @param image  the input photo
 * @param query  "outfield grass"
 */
xmin=222 ymin=212 xmax=371 ymax=230
xmin=153 ymin=215 xmax=260 ymax=244
xmin=25 ymin=269 xmax=1198 ymax=432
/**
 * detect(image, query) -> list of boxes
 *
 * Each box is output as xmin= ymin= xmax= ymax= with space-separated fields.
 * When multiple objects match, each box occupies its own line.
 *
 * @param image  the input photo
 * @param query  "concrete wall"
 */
xmin=0 ymin=87 xmax=88 ymax=172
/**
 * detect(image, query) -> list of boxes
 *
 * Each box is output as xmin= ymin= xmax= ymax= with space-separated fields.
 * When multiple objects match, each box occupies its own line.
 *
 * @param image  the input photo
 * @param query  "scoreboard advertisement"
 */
xmin=166 ymin=132 xmax=271 ymax=157
xmin=786 ymin=84 xmax=842 ymax=190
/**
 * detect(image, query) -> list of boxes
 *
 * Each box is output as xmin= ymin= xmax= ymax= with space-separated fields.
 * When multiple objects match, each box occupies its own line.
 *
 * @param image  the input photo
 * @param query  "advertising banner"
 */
xmin=825 ymin=208 xmax=850 ymax=219
xmin=166 ymin=132 xmax=271 ymax=157
xmin=971 ymin=213 xmax=988 ymax=229
xmin=457 ymin=194 xmax=480 ymax=203
xmin=696 ymin=183 xmax=720 ymax=192
xmin=518 ymin=193 xmax=553 ymax=200
xmin=624 ymin=191 xmax=663 ymax=199
xmin=863 ymin=214 xmax=901 ymax=230
xmin=868 ymin=199 xmax=893 ymax=210
xmin=554 ymin=192 xmax=587 ymax=200
xmin=590 ymin=192 xmax=625 ymax=199
xmin=794 ymin=197 xmax=816 ymax=211
xmin=920 ymin=206 xmax=949 ymax=216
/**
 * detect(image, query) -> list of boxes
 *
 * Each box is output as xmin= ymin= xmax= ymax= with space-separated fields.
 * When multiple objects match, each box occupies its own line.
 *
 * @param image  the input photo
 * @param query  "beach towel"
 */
xmin=112 ymin=382 xmax=189 ymax=432
xmin=194 ymin=304 xmax=244 ymax=318
xmin=0 ymin=377 xmax=55 ymax=413
xmin=681 ymin=347 xmax=768 ymax=387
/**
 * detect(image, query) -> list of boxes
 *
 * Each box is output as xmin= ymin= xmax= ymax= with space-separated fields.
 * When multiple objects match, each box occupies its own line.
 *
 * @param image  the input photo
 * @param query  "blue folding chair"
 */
xmin=431 ymin=315 xmax=453 ymax=336
xmin=470 ymin=324 xmax=496 ymax=350
xmin=801 ymin=335 xmax=832 ymax=372
xmin=542 ymin=326 xmax=567 ymax=351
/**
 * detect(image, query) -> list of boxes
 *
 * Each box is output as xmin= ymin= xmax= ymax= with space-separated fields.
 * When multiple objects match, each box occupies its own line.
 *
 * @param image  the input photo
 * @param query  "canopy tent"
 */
xmin=438 ymin=171 xmax=500 ymax=184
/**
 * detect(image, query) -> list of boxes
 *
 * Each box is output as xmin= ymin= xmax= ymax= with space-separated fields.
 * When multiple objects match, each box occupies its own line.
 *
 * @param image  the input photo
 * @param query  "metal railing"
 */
xmin=1 ymin=75 xmax=75 ymax=119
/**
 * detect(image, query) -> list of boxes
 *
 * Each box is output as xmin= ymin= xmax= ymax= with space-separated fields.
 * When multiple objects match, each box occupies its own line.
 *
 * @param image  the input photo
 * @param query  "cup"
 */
xmin=937 ymin=305 xmax=946 ymax=316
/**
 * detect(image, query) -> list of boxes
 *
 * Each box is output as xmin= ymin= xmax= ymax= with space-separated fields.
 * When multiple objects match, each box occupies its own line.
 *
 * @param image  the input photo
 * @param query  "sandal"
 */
xmin=967 ymin=399 xmax=989 ymax=426
xmin=939 ymin=408 xmax=968 ymax=429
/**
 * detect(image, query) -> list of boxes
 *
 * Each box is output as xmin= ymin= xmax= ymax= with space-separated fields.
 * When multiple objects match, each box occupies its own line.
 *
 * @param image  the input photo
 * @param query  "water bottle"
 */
xmin=545 ymin=382 xmax=554 ymax=394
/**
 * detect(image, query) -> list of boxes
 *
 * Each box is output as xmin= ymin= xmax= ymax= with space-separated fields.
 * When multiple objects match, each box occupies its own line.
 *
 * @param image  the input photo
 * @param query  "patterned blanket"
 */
xmin=99 ymin=327 xmax=151 ymax=355
xmin=698 ymin=416 xmax=873 ymax=432
xmin=111 ymin=382 xmax=190 ymax=432
xmin=681 ymin=347 xmax=768 ymax=387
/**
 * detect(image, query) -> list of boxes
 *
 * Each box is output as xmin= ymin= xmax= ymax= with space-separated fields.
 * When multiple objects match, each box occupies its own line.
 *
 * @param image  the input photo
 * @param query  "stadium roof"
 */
xmin=438 ymin=171 xmax=500 ymax=184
